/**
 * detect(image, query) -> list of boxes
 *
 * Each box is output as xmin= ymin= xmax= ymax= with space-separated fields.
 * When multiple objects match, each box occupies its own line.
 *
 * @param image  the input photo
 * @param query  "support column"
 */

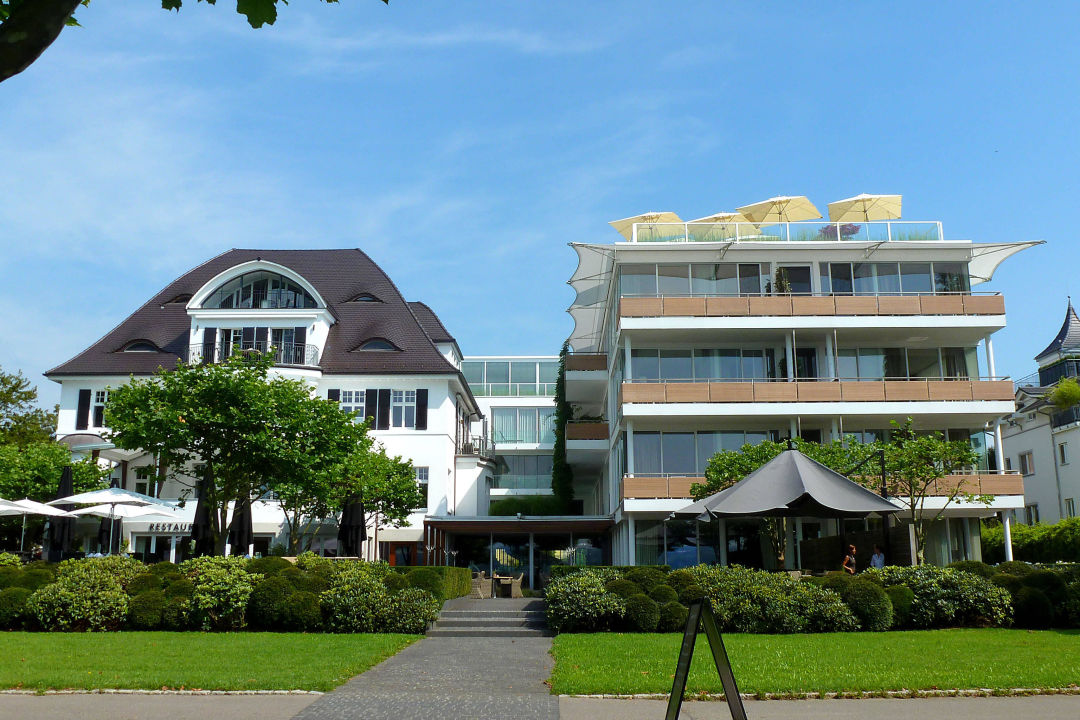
xmin=717 ymin=519 xmax=728 ymax=566
xmin=1003 ymin=513 xmax=1014 ymax=561
xmin=825 ymin=333 xmax=835 ymax=379
xmin=624 ymin=335 xmax=632 ymax=381
xmin=795 ymin=518 xmax=803 ymax=568
xmin=627 ymin=516 xmax=637 ymax=566
xmin=784 ymin=520 xmax=795 ymax=570
xmin=985 ymin=334 xmax=997 ymax=378
xmin=626 ymin=420 xmax=635 ymax=474
xmin=784 ymin=332 xmax=795 ymax=381
xmin=528 ymin=533 xmax=535 ymax=590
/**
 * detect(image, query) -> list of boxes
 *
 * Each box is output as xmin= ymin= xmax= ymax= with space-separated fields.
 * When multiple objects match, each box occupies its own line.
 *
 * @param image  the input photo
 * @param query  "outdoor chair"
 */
xmin=470 ymin=571 xmax=491 ymax=599
xmin=510 ymin=573 xmax=524 ymax=599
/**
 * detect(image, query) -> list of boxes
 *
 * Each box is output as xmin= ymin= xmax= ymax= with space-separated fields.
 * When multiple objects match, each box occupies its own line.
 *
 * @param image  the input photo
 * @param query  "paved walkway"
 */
xmin=290 ymin=635 xmax=558 ymax=719
xmin=0 ymin=693 xmax=318 ymax=720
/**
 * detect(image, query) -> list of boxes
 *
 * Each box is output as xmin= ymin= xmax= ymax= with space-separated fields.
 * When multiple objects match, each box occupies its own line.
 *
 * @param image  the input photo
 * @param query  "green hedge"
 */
xmin=982 ymin=517 xmax=1080 ymax=563
xmin=390 ymin=566 xmax=470 ymax=601
xmin=548 ymin=565 xmax=670 ymax=581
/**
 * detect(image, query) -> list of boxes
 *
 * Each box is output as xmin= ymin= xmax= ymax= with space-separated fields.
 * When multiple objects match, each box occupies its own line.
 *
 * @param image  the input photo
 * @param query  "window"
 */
xmin=632 ymin=348 xmax=775 ymax=381
xmin=1024 ymin=503 xmax=1040 ymax=525
xmin=92 ymin=390 xmax=109 ymax=428
xmin=348 ymin=293 xmax=381 ymax=302
xmin=492 ymin=455 xmax=553 ymax=489
xmin=123 ymin=341 xmax=158 ymax=352
xmin=492 ymin=407 xmax=556 ymax=444
xmin=1005 ymin=457 xmax=1013 ymax=472
xmin=1059 ymin=443 xmax=1069 ymax=465
xmin=415 ymin=467 xmax=429 ymax=507
xmin=391 ymin=390 xmax=416 ymax=428
xmin=339 ymin=390 xmax=365 ymax=419
xmin=1066 ymin=498 xmax=1076 ymax=518
xmin=1019 ymin=451 xmax=1035 ymax=476
xmin=359 ymin=339 xmax=397 ymax=351
xmin=204 ymin=270 xmax=316 ymax=309
xmin=632 ymin=429 xmax=781 ymax=475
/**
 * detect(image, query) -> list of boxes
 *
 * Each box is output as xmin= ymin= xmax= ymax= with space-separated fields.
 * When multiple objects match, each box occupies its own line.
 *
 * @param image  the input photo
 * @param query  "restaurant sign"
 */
xmin=146 ymin=522 xmax=192 ymax=534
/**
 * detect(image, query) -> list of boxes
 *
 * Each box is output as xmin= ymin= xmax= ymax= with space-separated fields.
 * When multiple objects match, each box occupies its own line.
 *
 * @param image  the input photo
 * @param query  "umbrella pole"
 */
xmin=109 ymin=503 xmax=116 ymax=555
xmin=20 ymin=515 xmax=26 ymax=552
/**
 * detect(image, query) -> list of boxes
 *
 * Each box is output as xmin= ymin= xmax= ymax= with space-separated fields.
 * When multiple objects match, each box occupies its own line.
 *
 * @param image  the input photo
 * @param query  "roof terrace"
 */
xmin=626 ymin=220 xmax=943 ymax=244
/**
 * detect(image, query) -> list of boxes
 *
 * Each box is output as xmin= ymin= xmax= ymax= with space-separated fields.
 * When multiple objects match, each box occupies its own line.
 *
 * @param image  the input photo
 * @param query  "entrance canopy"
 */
xmin=679 ymin=449 xmax=900 ymax=519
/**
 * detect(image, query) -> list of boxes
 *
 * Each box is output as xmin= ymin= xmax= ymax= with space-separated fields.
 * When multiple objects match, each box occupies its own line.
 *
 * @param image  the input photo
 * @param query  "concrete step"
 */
xmin=435 ymin=617 xmax=545 ymax=628
xmin=426 ymin=627 xmax=550 ymax=638
xmin=439 ymin=610 xmax=546 ymax=620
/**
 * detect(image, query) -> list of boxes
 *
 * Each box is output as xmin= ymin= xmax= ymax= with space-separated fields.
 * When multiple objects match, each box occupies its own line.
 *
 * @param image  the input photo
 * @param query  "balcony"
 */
xmin=619 ymin=292 xmax=1004 ymax=318
xmin=626 ymin=220 xmax=943 ymax=244
xmin=467 ymin=382 xmax=555 ymax=397
xmin=189 ymin=341 xmax=319 ymax=367
xmin=565 ymin=353 xmax=607 ymax=371
xmin=458 ymin=436 xmax=495 ymax=460
xmin=620 ymin=378 xmax=1015 ymax=404
xmin=566 ymin=421 xmax=609 ymax=440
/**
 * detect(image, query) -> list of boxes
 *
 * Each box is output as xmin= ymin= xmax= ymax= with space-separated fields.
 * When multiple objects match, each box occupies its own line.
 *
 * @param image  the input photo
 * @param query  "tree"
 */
xmin=106 ymin=351 xmax=364 ymax=555
xmin=1049 ymin=377 xmax=1080 ymax=411
xmin=0 ymin=440 xmax=107 ymax=501
xmin=0 ymin=0 xmax=388 ymax=85
xmin=550 ymin=341 xmax=575 ymax=512
xmin=339 ymin=446 xmax=420 ymax=533
xmin=0 ymin=364 xmax=56 ymax=446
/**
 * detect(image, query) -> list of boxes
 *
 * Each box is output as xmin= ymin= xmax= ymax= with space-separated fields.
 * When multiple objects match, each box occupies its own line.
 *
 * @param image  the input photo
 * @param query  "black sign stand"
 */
xmin=665 ymin=598 xmax=747 ymax=720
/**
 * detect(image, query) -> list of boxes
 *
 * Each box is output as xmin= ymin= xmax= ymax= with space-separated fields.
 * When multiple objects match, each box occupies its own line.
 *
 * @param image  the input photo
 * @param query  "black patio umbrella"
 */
xmin=337 ymin=494 xmax=367 ymax=557
xmin=227 ymin=496 xmax=254 ymax=556
xmin=46 ymin=466 xmax=76 ymax=562
xmin=96 ymin=478 xmax=123 ymax=554
xmin=187 ymin=476 xmax=215 ymax=557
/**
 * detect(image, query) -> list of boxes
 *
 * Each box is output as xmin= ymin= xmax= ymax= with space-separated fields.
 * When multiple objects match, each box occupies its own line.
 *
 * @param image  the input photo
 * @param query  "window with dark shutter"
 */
xmin=93 ymin=405 xmax=105 ymax=428
xmin=415 ymin=389 xmax=429 ymax=430
xmin=76 ymin=389 xmax=91 ymax=431
xmin=377 ymin=389 xmax=391 ymax=430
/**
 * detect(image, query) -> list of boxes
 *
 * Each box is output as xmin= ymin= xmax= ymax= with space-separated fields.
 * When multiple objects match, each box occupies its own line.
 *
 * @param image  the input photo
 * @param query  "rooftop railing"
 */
xmin=467 ymin=382 xmax=556 ymax=397
xmin=190 ymin=341 xmax=319 ymax=367
xmin=629 ymin=221 xmax=944 ymax=244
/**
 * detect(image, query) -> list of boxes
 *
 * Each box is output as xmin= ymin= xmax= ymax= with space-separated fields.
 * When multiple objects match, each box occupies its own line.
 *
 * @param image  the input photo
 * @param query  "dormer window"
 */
xmin=358 ymin=339 xmax=398 ymax=351
xmin=122 ymin=341 xmax=159 ymax=352
xmin=204 ymin=271 xmax=317 ymax=309
xmin=165 ymin=293 xmax=193 ymax=305
xmin=348 ymin=293 xmax=382 ymax=303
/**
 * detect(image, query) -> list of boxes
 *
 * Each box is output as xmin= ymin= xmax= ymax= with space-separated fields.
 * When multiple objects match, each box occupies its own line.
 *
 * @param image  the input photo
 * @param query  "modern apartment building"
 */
xmin=1004 ymin=300 xmax=1080 ymax=524
xmin=563 ymin=212 xmax=1035 ymax=568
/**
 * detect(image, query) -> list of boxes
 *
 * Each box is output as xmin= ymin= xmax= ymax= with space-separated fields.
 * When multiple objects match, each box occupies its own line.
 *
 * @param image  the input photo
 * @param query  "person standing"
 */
xmin=870 ymin=544 xmax=886 ymax=569
xmin=842 ymin=544 xmax=857 ymax=574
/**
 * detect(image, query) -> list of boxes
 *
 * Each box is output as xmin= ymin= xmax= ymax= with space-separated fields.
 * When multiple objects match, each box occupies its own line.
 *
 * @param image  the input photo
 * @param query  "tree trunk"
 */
xmin=0 ymin=0 xmax=82 ymax=84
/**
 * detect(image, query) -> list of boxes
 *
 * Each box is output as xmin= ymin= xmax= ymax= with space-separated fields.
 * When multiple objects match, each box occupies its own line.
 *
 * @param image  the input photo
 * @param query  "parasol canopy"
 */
xmin=686 ymin=211 xmax=761 ymax=241
xmin=827 ymin=193 xmax=902 ymax=222
xmin=608 ymin=211 xmax=683 ymax=241
xmin=737 ymin=196 xmax=822 ymax=225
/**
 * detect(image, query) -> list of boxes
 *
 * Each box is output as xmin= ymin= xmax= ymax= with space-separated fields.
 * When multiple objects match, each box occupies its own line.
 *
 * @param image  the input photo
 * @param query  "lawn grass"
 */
xmin=549 ymin=629 xmax=1080 ymax=696
xmin=0 ymin=632 xmax=420 ymax=691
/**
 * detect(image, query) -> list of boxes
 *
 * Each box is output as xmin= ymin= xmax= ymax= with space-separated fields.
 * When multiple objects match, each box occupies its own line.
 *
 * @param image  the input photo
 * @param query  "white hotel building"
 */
xmin=46 ymin=211 xmax=1036 ymax=579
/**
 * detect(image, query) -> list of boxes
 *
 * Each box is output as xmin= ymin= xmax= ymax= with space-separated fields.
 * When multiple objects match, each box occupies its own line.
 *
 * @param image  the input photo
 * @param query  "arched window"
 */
xmin=123 ymin=341 xmax=159 ymax=352
xmin=165 ymin=293 xmax=193 ymax=305
xmin=348 ymin=293 xmax=382 ymax=303
xmin=358 ymin=339 xmax=398 ymax=351
xmin=204 ymin=271 xmax=317 ymax=309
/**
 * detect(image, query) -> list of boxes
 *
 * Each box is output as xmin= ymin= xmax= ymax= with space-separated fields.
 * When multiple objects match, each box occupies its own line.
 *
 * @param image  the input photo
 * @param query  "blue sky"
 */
xmin=2 ymin=1 xmax=1078 ymax=406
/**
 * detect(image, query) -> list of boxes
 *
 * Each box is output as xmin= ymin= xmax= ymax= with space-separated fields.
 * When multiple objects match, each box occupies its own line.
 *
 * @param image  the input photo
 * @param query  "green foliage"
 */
xmin=0 ymin=441 xmax=108 ymax=502
xmin=1021 ymin=570 xmax=1069 ymax=609
xmin=163 ymin=577 xmax=194 ymax=599
xmin=17 ymin=568 xmax=54 ymax=591
xmin=996 ymin=560 xmax=1036 ymax=576
xmin=0 ymin=552 xmax=20 ymax=568
xmin=548 ymin=565 xmax=668 ymax=581
xmin=688 ymin=565 xmax=858 ymax=633
xmin=180 ymin=556 xmax=260 ymax=630
xmin=150 ymin=561 xmax=178 ymax=576
xmin=604 ymin=578 xmax=640 ymax=600
xmin=1064 ymin=582 xmax=1080 ymax=627
xmin=405 ymin=568 xmax=444 ymax=602
xmin=390 ymin=565 xmax=471 ymax=600
xmin=283 ymin=591 xmax=322 ymax=632
xmin=869 ymin=566 xmax=1012 ymax=628
xmin=624 ymin=567 xmax=666 ymax=594
xmin=128 ymin=590 xmax=166 ymax=630
xmin=884 ymin=585 xmax=914 ymax=628
xmin=488 ymin=495 xmax=567 ymax=516
xmin=840 ymin=579 xmax=893 ymax=631
xmin=647 ymin=584 xmax=679 ymax=605
xmin=991 ymin=573 xmax=1023 ymax=596
xmin=665 ymin=569 xmax=695 ymax=594
xmin=982 ymin=519 xmax=1080 ymax=564
xmin=294 ymin=551 xmax=335 ymax=575
xmin=57 ymin=556 xmax=145 ymax=592
xmin=544 ymin=572 xmax=625 ymax=633
xmin=161 ymin=597 xmax=193 ymax=630
xmin=0 ymin=587 xmax=32 ymax=629
xmin=678 ymin=583 xmax=705 ymax=605
xmin=658 ymin=601 xmax=688 ymax=632
xmin=0 ymin=566 xmax=19 ymax=588
xmin=321 ymin=563 xmax=439 ymax=633
xmin=382 ymin=572 xmax=410 ymax=594
xmin=1013 ymin=587 xmax=1053 ymax=629
xmin=624 ymin=593 xmax=660 ymax=632
xmin=126 ymin=573 xmax=162 ymax=596
xmin=280 ymin=567 xmax=329 ymax=594
xmin=1049 ymin=377 xmax=1080 ymax=410
xmin=947 ymin=560 xmax=996 ymax=578
xmin=821 ymin=573 xmax=853 ymax=594
xmin=0 ymin=365 xmax=57 ymax=446
xmin=550 ymin=341 xmax=575 ymax=510
xmin=248 ymin=576 xmax=294 ymax=629
xmin=246 ymin=556 xmax=292 ymax=576
xmin=27 ymin=570 xmax=129 ymax=631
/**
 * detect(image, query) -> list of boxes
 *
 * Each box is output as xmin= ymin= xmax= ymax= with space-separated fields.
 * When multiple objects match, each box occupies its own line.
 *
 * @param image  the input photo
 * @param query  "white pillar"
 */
xmin=169 ymin=536 xmax=177 ymax=564
xmin=624 ymin=335 xmax=632 ymax=380
xmin=626 ymin=420 xmax=635 ymax=474
xmin=825 ymin=333 xmax=835 ymax=379
xmin=985 ymin=334 xmax=997 ymax=378
xmin=627 ymin=516 xmax=637 ymax=566
xmin=789 ymin=418 xmax=798 ymax=439
xmin=1003 ymin=513 xmax=1014 ymax=561
xmin=718 ymin=518 xmax=728 ymax=566
xmin=528 ymin=533 xmax=535 ymax=590
xmin=784 ymin=332 xmax=795 ymax=381
xmin=830 ymin=418 xmax=840 ymax=442
xmin=993 ymin=421 xmax=1005 ymax=474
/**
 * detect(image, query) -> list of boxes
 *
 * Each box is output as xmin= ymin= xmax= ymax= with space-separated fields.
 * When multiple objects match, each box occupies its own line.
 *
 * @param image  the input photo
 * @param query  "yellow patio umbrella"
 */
xmin=608 ymin=211 xmax=683 ymax=241
xmin=827 ymin=193 xmax=902 ymax=222
xmin=686 ymin=211 xmax=760 ymax=241
xmin=736 ymin=196 xmax=822 ymax=224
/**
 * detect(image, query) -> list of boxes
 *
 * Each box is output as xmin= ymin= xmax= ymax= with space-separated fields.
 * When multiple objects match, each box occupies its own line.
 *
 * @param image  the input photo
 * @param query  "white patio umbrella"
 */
xmin=608 ymin=211 xmax=684 ymax=241
xmin=827 ymin=193 xmax=902 ymax=222
xmin=737 ymin=196 xmax=822 ymax=224
xmin=47 ymin=487 xmax=171 ymax=507
xmin=686 ymin=211 xmax=761 ymax=241
xmin=0 ymin=498 xmax=77 ymax=552
xmin=70 ymin=503 xmax=182 ymax=555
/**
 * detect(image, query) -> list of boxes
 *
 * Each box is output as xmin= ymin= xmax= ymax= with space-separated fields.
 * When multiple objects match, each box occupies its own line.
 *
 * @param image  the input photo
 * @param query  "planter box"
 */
xmin=619 ymin=297 xmax=663 ymax=317
xmin=709 ymin=382 xmax=754 ymax=402
xmin=665 ymin=383 xmax=710 ymax=402
xmin=796 ymin=382 xmax=842 ymax=401
xmin=962 ymin=295 xmax=1005 ymax=315
xmin=920 ymin=295 xmax=965 ymax=315
xmin=927 ymin=381 xmax=972 ymax=400
xmin=621 ymin=383 xmax=667 ymax=403
xmin=662 ymin=297 xmax=706 ymax=316
xmin=706 ymin=297 xmax=749 ymax=316
xmin=877 ymin=296 xmax=921 ymax=315
xmin=840 ymin=381 xmax=886 ymax=401
xmin=884 ymin=381 xmax=930 ymax=401
xmin=791 ymin=296 xmax=836 ymax=316
xmin=753 ymin=382 xmax=798 ymax=402
xmin=834 ymin=296 xmax=879 ymax=315
xmin=748 ymin=296 xmax=792 ymax=316
xmin=971 ymin=380 xmax=1014 ymax=401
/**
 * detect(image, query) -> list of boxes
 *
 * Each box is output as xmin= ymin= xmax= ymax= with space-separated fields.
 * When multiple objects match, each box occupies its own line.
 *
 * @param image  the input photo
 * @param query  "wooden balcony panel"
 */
xmin=748 ymin=296 xmax=792 ymax=316
xmin=877 ymin=296 xmax=921 ymax=315
xmin=920 ymin=295 xmax=965 ymax=315
xmin=619 ymin=297 xmax=664 ymax=317
xmin=971 ymin=380 xmax=1015 ymax=401
xmin=962 ymin=294 xmax=1005 ymax=315
xmin=753 ymin=382 xmax=798 ymax=402
xmin=621 ymin=383 xmax=667 ymax=403
xmin=834 ymin=296 xmax=879 ymax=315
xmin=791 ymin=296 xmax=836 ymax=316
xmin=884 ymin=381 xmax=930 ymax=401
xmin=927 ymin=380 xmax=973 ymax=401
xmin=923 ymin=474 xmax=1024 ymax=496
xmin=566 ymin=422 xmax=608 ymax=441
xmin=796 ymin=381 xmax=842 ymax=401
xmin=706 ymin=296 xmax=749 ymax=316
xmin=665 ymin=383 xmax=711 ymax=403
xmin=840 ymin=381 xmax=886 ymax=401
xmin=975 ymin=474 xmax=1025 ymax=495
xmin=566 ymin=354 xmax=607 ymax=371
xmin=709 ymin=382 xmax=754 ymax=402
xmin=623 ymin=475 xmax=702 ymax=499
xmin=663 ymin=297 xmax=707 ymax=317
xmin=665 ymin=477 xmax=698 ymax=499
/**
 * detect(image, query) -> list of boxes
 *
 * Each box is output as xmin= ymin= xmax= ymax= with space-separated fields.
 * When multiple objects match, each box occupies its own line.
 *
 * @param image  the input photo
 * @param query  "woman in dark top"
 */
xmin=842 ymin=544 xmax=857 ymax=574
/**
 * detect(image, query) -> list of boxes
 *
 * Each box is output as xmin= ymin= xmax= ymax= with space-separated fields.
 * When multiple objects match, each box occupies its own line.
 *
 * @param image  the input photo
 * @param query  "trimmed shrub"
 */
xmin=379 ymin=588 xmax=441 ymax=633
xmin=0 ymin=566 xmax=20 ymax=589
xmin=280 ymin=567 xmax=330 ymax=594
xmin=821 ymin=574 xmax=853 ymax=593
xmin=283 ymin=591 xmax=322 ymax=632
xmin=321 ymin=564 xmax=439 ymax=633
xmin=391 ymin=566 xmax=470 ymax=600
xmin=1021 ymin=570 xmax=1069 ymax=609
xmin=545 ymin=572 xmax=625 ymax=633
xmin=406 ymin=568 xmax=444 ymax=602
xmin=841 ymin=579 xmax=893 ymax=632
xmin=625 ymin=567 xmax=667 ymax=594
xmin=688 ymin=565 xmax=857 ymax=634
xmin=180 ymin=556 xmax=261 ymax=631
xmin=57 ymin=556 xmax=144 ymax=592
xmin=248 ymin=576 xmax=293 ymax=629
xmin=294 ymin=551 xmax=335 ymax=576
xmin=163 ymin=577 xmax=194 ymax=599
xmin=648 ymin=584 xmax=679 ymax=605
xmin=624 ymin=593 xmax=660 ymax=632
xmin=126 ymin=573 xmax=162 ymax=596
xmin=247 ymin=556 xmax=292 ymax=577
xmin=382 ymin=573 xmax=410 ymax=594
xmin=0 ymin=587 xmax=32 ymax=629
xmin=666 ymin=569 xmax=696 ymax=594
xmin=996 ymin=560 xmax=1036 ymax=577
xmin=0 ymin=553 xmax=20 ymax=568
xmin=16 ymin=568 xmax=53 ymax=591
xmin=658 ymin=601 xmax=688 ymax=632
xmin=870 ymin=566 xmax=1012 ymax=628
xmin=991 ymin=574 xmax=1023 ymax=596
xmin=488 ymin=495 xmax=566 ymax=516
xmin=982 ymin=517 xmax=1080 ymax=564
xmin=1064 ymin=582 xmax=1080 ymax=628
xmin=548 ymin=565 xmax=669 ymax=582
xmin=604 ymin=578 xmax=641 ymax=600
xmin=150 ymin=561 xmax=178 ymax=576
xmin=947 ymin=560 xmax=996 ymax=578
xmin=1013 ymin=587 xmax=1053 ymax=629
xmin=678 ymin=583 xmax=706 ymax=605
xmin=27 ymin=574 xmax=128 ymax=632
xmin=161 ymin=597 xmax=192 ymax=631
xmin=128 ymin=590 xmax=166 ymax=630
xmin=885 ymin=585 xmax=914 ymax=628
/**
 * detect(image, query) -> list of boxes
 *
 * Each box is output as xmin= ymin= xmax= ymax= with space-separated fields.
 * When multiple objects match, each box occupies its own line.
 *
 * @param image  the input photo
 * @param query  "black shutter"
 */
xmin=241 ymin=326 xmax=255 ymax=349
xmin=93 ymin=405 xmax=105 ymax=428
xmin=365 ymin=389 xmax=377 ymax=425
xmin=377 ymin=389 xmax=391 ymax=430
xmin=293 ymin=327 xmax=307 ymax=364
xmin=415 ymin=389 xmax=428 ymax=430
xmin=294 ymin=327 xmax=306 ymax=345
xmin=76 ymin=389 xmax=92 ymax=430
xmin=255 ymin=326 xmax=268 ymax=351
xmin=327 ymin=389 xmax=340 ymax=402
xmin=202 ymin=328 xmax=216 ymax=364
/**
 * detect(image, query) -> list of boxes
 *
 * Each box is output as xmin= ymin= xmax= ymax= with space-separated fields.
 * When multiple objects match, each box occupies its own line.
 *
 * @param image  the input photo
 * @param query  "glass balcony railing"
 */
xmin=628 ymin=221 xmax=944 ymax=244
xmin=468 ymin=382 xmax=556 ymax=397
xmin=491 ymin=474 xmax=552 ymax=490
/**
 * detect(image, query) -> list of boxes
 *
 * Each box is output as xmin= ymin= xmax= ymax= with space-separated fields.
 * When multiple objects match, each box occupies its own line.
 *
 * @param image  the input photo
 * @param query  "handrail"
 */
xmin=629 ymin=220 xmax=944 ymax=244
xmin=622 ymin=376 xmax=1010 ymax=383
xmin=190 ymin=341 xmax=319 ymax=367
xmin=620 ymin=290 xmax=999 ymax=298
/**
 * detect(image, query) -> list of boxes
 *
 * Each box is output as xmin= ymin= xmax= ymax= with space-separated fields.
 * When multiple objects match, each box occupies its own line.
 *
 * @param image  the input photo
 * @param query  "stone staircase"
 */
xmin=427 ymin=598 xmax=549 ymax=637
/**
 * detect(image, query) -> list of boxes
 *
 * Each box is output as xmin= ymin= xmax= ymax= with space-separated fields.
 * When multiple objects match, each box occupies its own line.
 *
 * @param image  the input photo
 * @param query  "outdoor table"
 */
xmin=493 ymin=575 xmax=513 ymax=598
